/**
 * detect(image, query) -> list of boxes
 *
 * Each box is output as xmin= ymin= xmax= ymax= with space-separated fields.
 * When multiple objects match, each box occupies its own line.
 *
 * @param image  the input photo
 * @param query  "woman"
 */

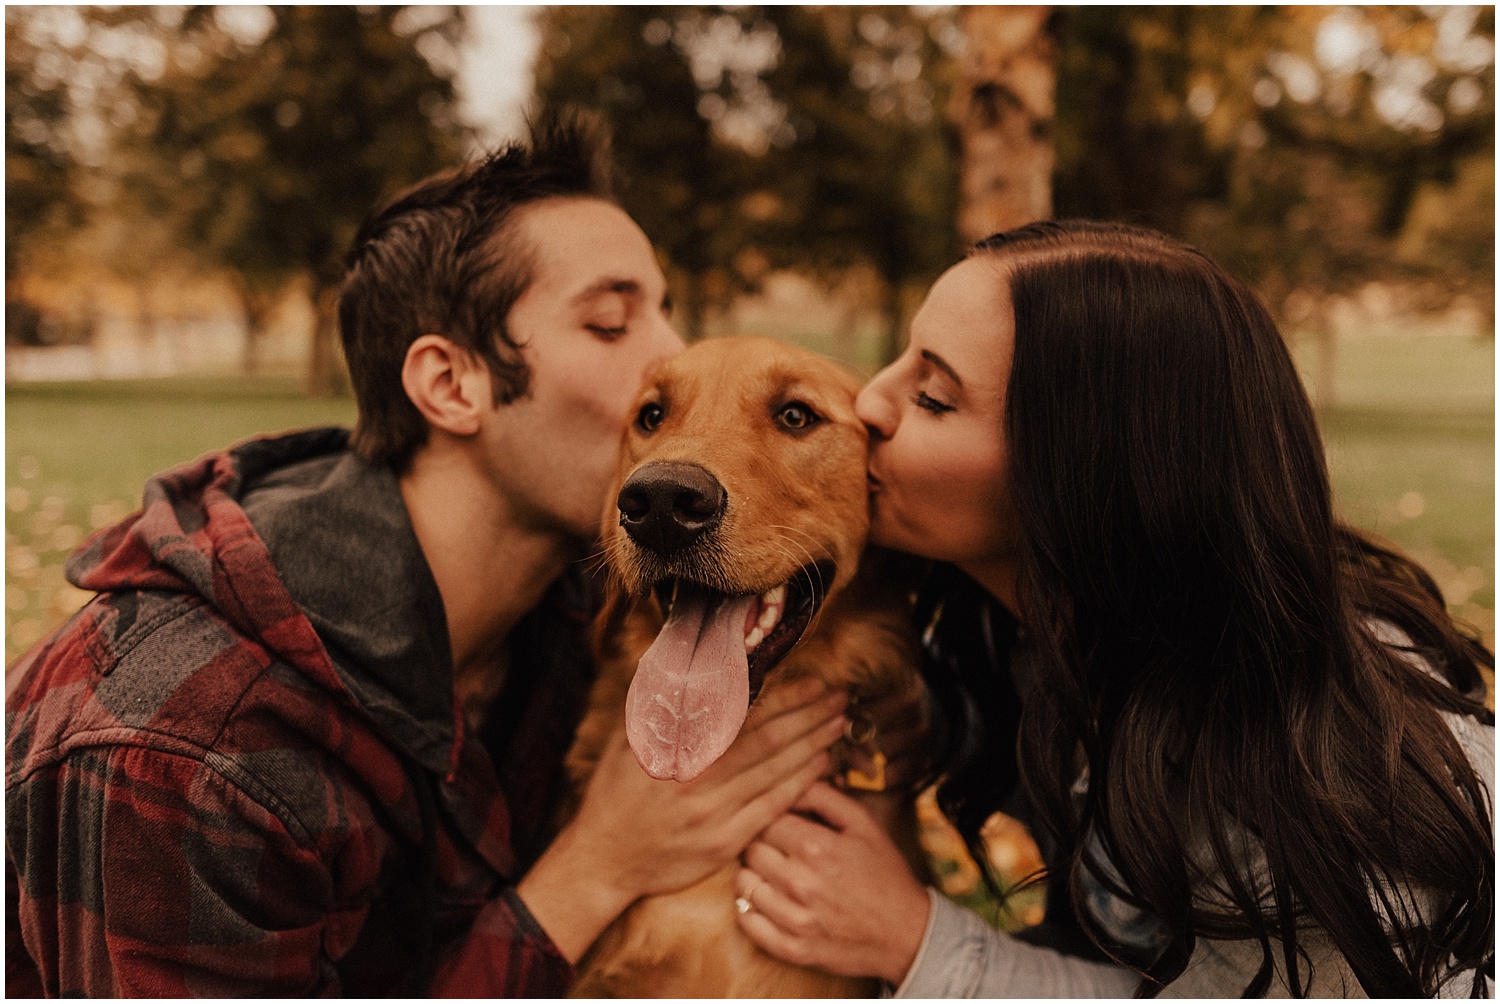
xmin=733 ymin=221 xmax=1494 ymax=997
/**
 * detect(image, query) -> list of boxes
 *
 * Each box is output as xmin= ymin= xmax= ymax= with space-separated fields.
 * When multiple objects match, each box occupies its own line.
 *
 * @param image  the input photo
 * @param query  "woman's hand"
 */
xmin=518 ymin=677 xmax=848 ymax=962
xmin=735 ymin=781 xmax=932 ymax=987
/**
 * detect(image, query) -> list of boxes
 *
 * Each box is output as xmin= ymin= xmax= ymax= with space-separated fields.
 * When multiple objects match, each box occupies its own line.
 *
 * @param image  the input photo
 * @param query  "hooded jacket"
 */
xmin=6 ymin=428 xmax=595 ymax=996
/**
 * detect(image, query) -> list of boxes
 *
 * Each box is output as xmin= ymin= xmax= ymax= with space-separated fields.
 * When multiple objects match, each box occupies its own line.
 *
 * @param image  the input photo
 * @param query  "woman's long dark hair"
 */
xmin=937 ymin=220 xmax=1493 ymax=996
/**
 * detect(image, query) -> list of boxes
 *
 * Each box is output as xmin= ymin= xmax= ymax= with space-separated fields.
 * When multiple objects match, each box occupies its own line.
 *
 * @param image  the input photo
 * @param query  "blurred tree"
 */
xmin=1053 ymin=5 xmax=1494 ymax=324
xmin=532 ymin=5 xmax=962 ymax=355
xmin=1051 ymin=5 xmax=1225 ymax=237
xmin=1052 ymin=5 xmax=1494 ymax=403
xmin=771 ymin=7 xmax=962 ymax=359
xmin=1396 ymin=150 xmax=1493 ymax=322
xmin=13 ymin=4 xmax=1488 ymax=385
xmin=950 ymin=5 xmax=1057 ymax=242
xmin=5 ymin=10 xmax=83 ymax=345
xmin=105 ymin=5 xmax=469 ymax=390
xmin=532 ymin=5 xmax=752 ymax=341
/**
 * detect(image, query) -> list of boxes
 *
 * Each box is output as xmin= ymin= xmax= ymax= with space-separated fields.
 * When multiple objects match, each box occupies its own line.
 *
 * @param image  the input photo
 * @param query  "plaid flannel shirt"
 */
xmin=6 ymin=428 xmax=596 ymax=996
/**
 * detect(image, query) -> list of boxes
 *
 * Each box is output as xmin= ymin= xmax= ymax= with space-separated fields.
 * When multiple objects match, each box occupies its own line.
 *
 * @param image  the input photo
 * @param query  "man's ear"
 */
xmin=401 ymin=334 xmax=493 ymax=437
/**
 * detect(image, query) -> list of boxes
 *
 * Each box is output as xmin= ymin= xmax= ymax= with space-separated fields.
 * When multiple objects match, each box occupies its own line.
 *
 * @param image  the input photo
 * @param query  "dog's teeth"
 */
xmin=757 ymin=605 xmax=780 ymax=631
xmin=745 ymin=627 xmax=764 ymax=650
xmin=763 ymin=584 xmax=786 ymax=607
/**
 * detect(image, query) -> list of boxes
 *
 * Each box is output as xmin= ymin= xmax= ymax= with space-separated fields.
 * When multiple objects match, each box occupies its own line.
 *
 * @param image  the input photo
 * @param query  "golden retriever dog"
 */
xmin=562 ymin=336 xmax=927 ymax=998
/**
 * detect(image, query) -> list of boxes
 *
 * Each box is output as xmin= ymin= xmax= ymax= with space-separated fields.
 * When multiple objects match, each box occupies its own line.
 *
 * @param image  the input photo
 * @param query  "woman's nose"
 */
xmin=855 ymin=373 xmax=898 ymax=441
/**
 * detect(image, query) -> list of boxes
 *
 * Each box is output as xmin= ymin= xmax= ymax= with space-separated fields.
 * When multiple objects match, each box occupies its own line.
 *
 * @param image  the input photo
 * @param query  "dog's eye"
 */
xmin=636 ymin=402 xmax=664 ymax=432
xmin=776 ymin=402 xmax=818 ymax=431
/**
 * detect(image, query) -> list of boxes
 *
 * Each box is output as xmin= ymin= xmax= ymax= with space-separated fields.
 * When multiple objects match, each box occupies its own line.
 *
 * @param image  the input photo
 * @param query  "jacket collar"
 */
xmin=235 ymin=434 xmax=458 ymax=776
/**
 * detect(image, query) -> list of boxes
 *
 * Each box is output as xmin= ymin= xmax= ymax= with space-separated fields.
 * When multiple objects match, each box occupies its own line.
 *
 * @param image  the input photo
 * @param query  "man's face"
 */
xmin=481 ymin=197 xmax=685 ymax=542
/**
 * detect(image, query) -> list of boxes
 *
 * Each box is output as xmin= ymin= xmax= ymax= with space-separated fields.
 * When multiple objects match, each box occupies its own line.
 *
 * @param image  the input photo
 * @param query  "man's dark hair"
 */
xmin=339 ymin=111 xmax=615 ymax=470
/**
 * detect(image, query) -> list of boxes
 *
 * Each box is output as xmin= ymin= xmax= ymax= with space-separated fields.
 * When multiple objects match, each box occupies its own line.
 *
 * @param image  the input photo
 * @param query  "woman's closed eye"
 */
xmin=913 ymin=390 xmax=955 ymax=415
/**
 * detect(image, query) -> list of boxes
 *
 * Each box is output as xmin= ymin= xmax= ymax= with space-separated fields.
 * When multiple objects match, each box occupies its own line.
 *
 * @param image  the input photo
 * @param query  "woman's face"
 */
xmin=855 ymin=257 xmax=1019 ymax=591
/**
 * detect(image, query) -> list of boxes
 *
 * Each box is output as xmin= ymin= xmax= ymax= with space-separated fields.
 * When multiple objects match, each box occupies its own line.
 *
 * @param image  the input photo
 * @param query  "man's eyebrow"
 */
xmin=921 ymin=349 xmax=964 ymax=388
xmin=572 ymin=278 xmax=642 ymax=304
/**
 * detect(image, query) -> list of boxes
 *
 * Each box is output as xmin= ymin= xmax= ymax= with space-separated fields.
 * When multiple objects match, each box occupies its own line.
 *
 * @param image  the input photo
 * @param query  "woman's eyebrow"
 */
xmin=921 ymin=349 xmax=963 ymax=388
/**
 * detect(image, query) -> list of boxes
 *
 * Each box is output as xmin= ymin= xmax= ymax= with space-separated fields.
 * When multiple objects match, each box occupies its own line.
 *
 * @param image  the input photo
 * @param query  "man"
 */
xmin=6 ymin=115 xmax=849 ymax=996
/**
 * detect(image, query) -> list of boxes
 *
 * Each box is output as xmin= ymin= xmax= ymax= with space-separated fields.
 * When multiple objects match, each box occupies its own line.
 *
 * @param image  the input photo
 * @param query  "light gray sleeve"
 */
xmin=889 ymin=888 xmax=1140 ymax=999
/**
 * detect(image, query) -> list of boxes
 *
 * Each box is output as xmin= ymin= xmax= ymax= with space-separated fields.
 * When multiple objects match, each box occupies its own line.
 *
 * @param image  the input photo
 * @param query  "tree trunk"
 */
xmin=950 ymin=6 xmax=1058 ymax=243
xmin=305 ymin=282 xmax=348 ymax=397
xmin=1312 ymin=303 xmax=1337 ymax=410
xmin=235 ymin=281 xmax=276 ymax=377
xmin=133 ymin=282 xmax=158 ymax=371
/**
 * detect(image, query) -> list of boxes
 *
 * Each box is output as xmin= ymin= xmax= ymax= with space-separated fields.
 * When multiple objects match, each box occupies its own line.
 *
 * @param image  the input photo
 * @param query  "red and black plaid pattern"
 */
xmin=6 ymin=431 xmax=579 ymax=996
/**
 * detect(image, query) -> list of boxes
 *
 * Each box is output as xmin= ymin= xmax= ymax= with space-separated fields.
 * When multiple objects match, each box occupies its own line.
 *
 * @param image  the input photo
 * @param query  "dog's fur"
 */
xmin=562 ymin=336 xmax=927 ymax=998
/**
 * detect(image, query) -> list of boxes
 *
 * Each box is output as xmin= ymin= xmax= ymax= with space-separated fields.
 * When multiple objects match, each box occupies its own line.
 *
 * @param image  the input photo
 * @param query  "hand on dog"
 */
xmin=735 ymin=781 xmax=931 ymax=987
xmin=518 ymin=676 xmax=848 ymax=962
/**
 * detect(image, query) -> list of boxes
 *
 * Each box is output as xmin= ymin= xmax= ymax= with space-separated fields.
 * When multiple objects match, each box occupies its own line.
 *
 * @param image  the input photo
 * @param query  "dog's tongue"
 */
xmin=626 ymin=591 xmax=757 ymax=782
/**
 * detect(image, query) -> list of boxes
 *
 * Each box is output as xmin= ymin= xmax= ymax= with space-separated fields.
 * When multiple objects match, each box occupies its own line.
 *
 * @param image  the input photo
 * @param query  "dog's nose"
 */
xmin=618 ymin=462 xmax=727 ymax=555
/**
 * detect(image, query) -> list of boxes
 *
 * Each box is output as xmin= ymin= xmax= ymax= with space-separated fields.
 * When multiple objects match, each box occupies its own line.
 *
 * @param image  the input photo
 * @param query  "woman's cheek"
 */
xmin=880 ymin=452 xmax=958 ymax=552
xmin=924 ymin=451 xmax=1006 ymax=560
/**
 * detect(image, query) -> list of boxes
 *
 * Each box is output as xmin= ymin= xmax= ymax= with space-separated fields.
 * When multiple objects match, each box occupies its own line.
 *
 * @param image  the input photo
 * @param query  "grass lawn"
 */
xmin=1291 ymin=333 xmax=1494 ymax=640
xmin=6 ymin=336 xmax=1493 ymax=664
xmin=6 ymin=376 xmax=356 ymax=663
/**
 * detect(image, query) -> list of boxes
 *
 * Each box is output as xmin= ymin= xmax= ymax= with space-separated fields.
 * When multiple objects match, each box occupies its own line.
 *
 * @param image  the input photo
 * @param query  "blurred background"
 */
xmin=6 ymin=4 xmax=1494 ymax=929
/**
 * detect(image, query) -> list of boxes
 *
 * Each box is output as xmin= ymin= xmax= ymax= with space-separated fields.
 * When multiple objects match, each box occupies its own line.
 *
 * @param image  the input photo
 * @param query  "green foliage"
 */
xmin=1396 ymin=151 xmax=1494 ymax=308
xmin=4 ymin=11 xmax=81 ymax=331
xmin=1053 ymin=6 xmax=1495 ymax=315
xmin=4 ymin=7 xmax=472 ymax=386
xmin=534 ymin=5 xmax=1492 ymax=350
xmin=111 ymin=6 xmax=469 ymax=294
xmin=5 ymin=23 xmax=72 ymax=248
xmin=758 ymin=7 xmax=960 ymax=354
xmin=533 ymin=6 xmax=751 ymax=338
xmin=532 ymin=6 xmax=961 ymax=347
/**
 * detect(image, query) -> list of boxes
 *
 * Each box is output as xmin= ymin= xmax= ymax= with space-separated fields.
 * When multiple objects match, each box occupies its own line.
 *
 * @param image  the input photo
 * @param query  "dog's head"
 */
xmin=603 ymin=335 xmax=870 ymax=781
